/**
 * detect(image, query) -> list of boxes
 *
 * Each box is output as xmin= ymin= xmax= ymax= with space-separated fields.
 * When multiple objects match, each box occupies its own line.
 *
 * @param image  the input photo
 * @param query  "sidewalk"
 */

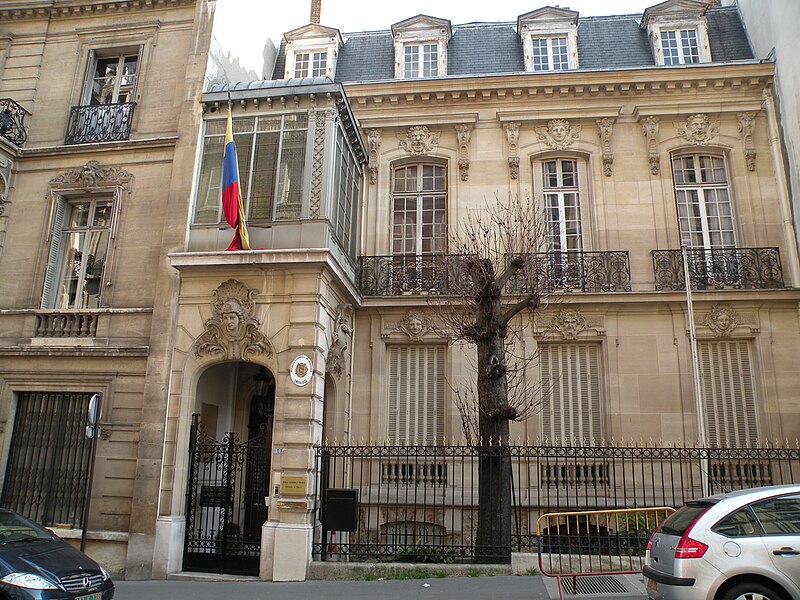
xmin=114 ymin=573 xmax=648 ymax=600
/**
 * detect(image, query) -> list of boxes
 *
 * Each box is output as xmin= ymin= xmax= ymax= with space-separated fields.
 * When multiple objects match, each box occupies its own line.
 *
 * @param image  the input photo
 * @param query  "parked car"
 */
xmin=644 ymin=484 xmax=800 ymax=600
xmin=0 ymin=508 xmax=114 ymax=600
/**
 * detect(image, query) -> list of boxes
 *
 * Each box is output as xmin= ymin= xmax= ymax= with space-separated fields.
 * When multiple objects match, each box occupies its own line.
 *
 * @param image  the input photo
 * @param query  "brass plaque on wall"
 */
xmin=281 ymin=476 xmax=307 ymax=496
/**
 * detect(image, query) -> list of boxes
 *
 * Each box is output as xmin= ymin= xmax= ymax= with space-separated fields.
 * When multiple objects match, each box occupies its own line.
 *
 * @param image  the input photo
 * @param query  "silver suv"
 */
xmin=644 ymin=484 xmax=800 ymax=600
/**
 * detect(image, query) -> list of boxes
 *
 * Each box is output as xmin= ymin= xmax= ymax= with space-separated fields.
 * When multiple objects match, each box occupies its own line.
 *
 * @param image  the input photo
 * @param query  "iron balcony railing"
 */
xmin=357 ymin=251 xmax=632 ymax=297
xmin=651 ymin=247 xmax=784 ymax=291
xmin=64 ymin=102 xmax=135 ymax=145
xmin=0 ymin=98 xmax=31 ymax=146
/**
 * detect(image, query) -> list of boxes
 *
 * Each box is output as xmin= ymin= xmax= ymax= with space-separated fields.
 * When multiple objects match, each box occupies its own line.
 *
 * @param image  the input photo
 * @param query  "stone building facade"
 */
xmin=0 ymin=0 xmax=798 ymax=585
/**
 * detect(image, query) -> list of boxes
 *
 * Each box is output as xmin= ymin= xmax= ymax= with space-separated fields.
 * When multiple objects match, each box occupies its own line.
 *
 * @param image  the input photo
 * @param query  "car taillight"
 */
xmin=675 ymin=536 xmax=709 ymax=558
xmin=675 ymin=507 xmax=711 ymax=559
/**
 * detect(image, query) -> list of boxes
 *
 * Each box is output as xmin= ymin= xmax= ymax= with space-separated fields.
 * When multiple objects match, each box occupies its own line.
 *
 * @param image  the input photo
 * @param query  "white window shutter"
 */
xmin=41 ymin=198 xmax=67 ymax=309
xmin=388 ymin=345 xmax=445 ymax=444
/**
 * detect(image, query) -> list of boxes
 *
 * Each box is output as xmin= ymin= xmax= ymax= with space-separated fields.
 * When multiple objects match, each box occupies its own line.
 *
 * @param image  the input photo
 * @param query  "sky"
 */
xmin=214 ymin=0 xmax=658 ymax=74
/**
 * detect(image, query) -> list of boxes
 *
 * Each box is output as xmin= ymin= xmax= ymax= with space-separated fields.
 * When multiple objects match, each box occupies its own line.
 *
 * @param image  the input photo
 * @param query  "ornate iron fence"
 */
xmin=651 ymin=247 xmax=784 ymax=291
xmin=357 ymin=251 xmax=631 ymax=297
xmin=64 ymin=102 xmax=135 ymax=145
xmin=0 ymin=98 xmax=31 ymax=146
xmin=313 ymin=441 xmax=800 ymax=564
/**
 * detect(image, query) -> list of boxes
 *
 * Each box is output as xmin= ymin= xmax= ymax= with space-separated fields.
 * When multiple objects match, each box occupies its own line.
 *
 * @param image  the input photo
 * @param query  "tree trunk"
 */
xmin=472 ymin=269 xmax=512 ymax=564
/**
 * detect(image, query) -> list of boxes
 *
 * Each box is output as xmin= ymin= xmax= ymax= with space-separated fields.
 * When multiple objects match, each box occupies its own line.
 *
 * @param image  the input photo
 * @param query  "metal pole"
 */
xmin=80 ymin=393 xmax=102 ymax=552
xmin=681 ymin=247 xmax=709 ymax=496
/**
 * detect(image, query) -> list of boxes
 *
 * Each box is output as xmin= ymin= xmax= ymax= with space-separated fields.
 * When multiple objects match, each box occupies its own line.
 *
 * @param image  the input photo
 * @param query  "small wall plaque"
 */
xmin=290 ymin=355 xmax=313 ymax=387
xmin=281 ymin=476 xmax=307 ymax=496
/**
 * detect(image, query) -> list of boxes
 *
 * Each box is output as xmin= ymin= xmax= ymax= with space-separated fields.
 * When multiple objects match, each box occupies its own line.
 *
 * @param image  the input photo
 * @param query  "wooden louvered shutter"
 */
xmin=699 ymin=340 xmax=758 ymax=446
xmin=541 ymin=343 xmax=602 ymax=442
xmin=387 ymin=346 xmax=445 ymax=444
xmin=41 ymin=198 xmax=68 ymax=309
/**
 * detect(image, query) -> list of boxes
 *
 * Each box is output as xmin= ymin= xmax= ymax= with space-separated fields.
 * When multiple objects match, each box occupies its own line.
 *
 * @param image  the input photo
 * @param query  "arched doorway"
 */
xmin=182 ymin=362 xmax=275 ymax=576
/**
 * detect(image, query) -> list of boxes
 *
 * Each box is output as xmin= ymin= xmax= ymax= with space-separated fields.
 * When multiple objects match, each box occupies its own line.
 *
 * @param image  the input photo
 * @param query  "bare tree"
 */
xmin=432 ymin=194 xmax=553 ymax=563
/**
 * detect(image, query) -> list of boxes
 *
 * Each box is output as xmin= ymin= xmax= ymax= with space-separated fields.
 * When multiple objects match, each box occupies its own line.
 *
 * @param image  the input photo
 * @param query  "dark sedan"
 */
xmin=0 ymin=509 xmax=113 ymax=600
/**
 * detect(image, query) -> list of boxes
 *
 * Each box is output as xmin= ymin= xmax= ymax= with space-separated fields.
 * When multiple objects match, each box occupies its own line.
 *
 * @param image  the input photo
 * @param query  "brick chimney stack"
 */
xmin=310 ymin=0 xmax=321 ymax=24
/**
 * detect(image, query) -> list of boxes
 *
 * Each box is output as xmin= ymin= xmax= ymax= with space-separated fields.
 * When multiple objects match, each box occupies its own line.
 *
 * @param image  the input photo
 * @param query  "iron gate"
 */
xmin=183 ymin=414 xmax=270 ymax=575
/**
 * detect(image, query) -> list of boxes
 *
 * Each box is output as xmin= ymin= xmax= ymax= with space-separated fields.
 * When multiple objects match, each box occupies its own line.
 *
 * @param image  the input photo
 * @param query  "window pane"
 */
xmin=543 ymin=161 xmax=558 ymax=188
xmin=681 ymin=29 xmax=699 ymax=64
xmin=405 ymin=45 xmax=420 ymax=78
xmin=551 ymin=37 xmax=569 ymax=70
xmin=661 ymin=30 xmax=680 ymax=65
xmin=274 ymin=129 xmax=306 ymax=219
xmin=312 ymin=51 xmax=327 ymax=77
xmin=194 ymin=135 xmax=224 ymax=224
xmin=249 ymin=131 xmax=279 ymax=219
xmin=752 ymin=496 xmax=800 ymax=535
xmin=294 ymin=52 xmax=310 ymax=78
xmin=423 ymin=44 xmax=438 ymax=77
xmin=67 ymin=202 xmax=91 ymax=228
xmin=532 ymin=37 xmax=549 ymax=71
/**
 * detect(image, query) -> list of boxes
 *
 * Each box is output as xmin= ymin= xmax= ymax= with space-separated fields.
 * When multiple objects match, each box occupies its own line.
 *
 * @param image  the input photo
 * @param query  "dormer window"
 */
xmin=283 ymin=23 xmax=342 ymax=80
xmin=391 ymin=15 xmax=452 ymax=79
xmin=641 ymin=0 xmax=712 ymax=66
xmin=518 ymin=7 xmax=579 ymax=73
xmin=660 ymin=28 xmax=699 ymax=64
xmin=404 ymin=43 xmax=438 ymax=78
xmin=294 ymin=50 xmax=328 ymax=78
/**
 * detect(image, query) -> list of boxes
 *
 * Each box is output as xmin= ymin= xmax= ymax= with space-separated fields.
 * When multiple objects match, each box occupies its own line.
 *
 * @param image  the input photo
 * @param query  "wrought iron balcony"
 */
xmin=64 ymin=102 xmax=135 ymax=145
xmin=357 ymin=251 xmax=632 ymax=297
xmin=651 ymin=247 xmax=784 ymax=291
xmin=0 ymin=98 xmax=31 ymax=146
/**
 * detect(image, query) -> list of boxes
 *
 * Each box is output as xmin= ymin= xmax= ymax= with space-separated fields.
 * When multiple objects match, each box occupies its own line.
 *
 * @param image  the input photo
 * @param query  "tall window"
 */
xmin=540 ymin=343 xmax=602 ymax=442
xmin=332 ymin=124 xmax=362 ymax=257
xmin=194 ymin=114 xmax=308 ymax=224
xmin=660 ymin=29 xmax=699 ymax=65
xmin=540 ymin=159 xmax=582 ymax=252
xmin=42 ymin=197 xmax=113 ymax=309
xmin=84 ymin=51 xmax=139 ymax=105
xmin=404 ymin=43 xmax=438 ymax=78
xmin=392 ymin=164 xmax=446 ymax=255
xmin=294 ymin=51 xmax=327 ymax=78
xmin=387 ymin=346 xmax=446 ymax=444
xmin=531 ymin=36 xmax=569 ymax=71
xmin=1 ymin=392 xmax=94 ymax=527
xmin=699 ymin=340 xmax=759 ymax=447
xmin=672 ymin=154 xmax=734 ymax=249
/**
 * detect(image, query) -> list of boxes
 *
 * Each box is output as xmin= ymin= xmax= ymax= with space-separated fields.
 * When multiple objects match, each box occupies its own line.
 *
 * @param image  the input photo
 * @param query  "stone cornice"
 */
xmin=20 ymin=136 xmax=179 ymax=158
xmin=343 ymin=62 xmax=774 ymax=109
xmin=0 ymin=0 xmax=195 ymax=21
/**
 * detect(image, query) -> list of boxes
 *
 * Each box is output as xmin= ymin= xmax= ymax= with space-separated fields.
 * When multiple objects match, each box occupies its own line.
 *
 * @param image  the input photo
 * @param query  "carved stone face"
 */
xmin=550 ymin=120 xmax=569 ymax=142
xmin=716 ymin=312 xmax=732 ymax=331
xmin=222 ymin=311 xmax=241 ymax=334
xmin=409 ymin=128 xmax=428 ymax=153
xmin=407 ymin=316 xmax=424 ymax=336
xmin=687 ymin=115 xmax=709 ymax=141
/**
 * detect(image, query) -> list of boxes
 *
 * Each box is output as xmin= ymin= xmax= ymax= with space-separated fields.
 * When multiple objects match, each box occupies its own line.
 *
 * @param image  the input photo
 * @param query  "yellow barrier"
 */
xmin=535 ymin=506 xmax=675 ymax=600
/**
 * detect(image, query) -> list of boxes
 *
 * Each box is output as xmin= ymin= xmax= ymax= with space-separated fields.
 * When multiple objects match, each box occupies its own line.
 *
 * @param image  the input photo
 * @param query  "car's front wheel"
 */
xmin=719 ymin=581 xmax=788 ymax=600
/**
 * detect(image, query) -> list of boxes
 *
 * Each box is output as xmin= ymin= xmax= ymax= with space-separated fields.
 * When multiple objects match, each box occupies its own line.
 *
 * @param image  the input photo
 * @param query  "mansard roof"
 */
xmin=271 ymin=6 xmax=753 ymax=83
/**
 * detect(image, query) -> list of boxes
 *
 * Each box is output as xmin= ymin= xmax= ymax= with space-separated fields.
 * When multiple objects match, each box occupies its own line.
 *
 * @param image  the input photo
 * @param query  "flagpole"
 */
xmin=682 ymin=245 xmax=709 ymax=496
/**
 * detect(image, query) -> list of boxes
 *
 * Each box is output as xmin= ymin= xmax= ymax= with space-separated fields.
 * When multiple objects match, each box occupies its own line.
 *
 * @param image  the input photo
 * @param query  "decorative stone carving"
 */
xmin=192 ymin=279 xmax=272 ymax=360
xmin=367 ymin=129 xmax=381 ymax=184
xmin=641 ymin=116 xmax=660 ymax=175
xmin=326 ymin=303 xmax=353 ymax=379
xmin=548 ymin=308 xmax=588 ymax=340
xmin=0 ymin=154 xmax=9 ymax=215
xmin=738 ymin=112 xmax=757 ymax=171
xmin=596 ymin=118 xmax=615 ymax=177
xmin=674 ymin=113 xmax=719 ymax=146
xmin=455 ymin=124 xmax=471 ymax=181
xmin=48 ymin=160 xmax=132 ymax=189
xmin=704 ymin=304 xmax=741 ymax=337
xmin=536 ymin=119 xmax=581 ymax=151
xmin=309 ymin=110 xmax=327 ymax=217
xmin=398 ymin=125 xmax=439 ymax=155
xmin=504 ymin=122 xmax=520 ymax=180
xmin=397 ymin=311 xmax=433 ymax=341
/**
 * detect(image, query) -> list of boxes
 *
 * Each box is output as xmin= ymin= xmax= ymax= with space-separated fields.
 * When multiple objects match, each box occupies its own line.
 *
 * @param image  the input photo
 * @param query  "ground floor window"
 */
xmin=387 ymin=345 xmax=446 ymax=444
xmin=1 ymin=392 xmax=93 ymax=526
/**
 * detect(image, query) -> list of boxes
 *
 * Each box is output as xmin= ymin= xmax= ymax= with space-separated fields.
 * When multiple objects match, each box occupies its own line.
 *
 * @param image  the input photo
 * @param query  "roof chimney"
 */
xmin=310 ymin=0 xmax=321 ymax=24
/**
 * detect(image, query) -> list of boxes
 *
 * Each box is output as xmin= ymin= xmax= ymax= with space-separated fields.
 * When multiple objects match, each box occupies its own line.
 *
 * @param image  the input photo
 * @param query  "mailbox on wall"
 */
xmin=323 ymin=488 xmax=359 ymax=532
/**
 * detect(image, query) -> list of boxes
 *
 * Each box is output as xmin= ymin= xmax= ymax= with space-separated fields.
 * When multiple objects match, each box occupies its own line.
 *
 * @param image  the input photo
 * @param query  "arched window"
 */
xmin=671 ymin=153 xmax=735 ymax=249
xmin=391 ymin=163 xmax=447 ymax=256
xmin=535 ymin=158 xmax=583 ymax=253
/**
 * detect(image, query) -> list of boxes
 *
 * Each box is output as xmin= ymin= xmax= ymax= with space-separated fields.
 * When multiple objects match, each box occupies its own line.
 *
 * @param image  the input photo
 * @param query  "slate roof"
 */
xmin=270 ymin=6 xmax=753 ymax=83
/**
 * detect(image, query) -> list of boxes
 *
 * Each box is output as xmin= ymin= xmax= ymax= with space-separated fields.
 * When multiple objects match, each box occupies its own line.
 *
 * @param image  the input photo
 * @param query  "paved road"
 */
xmin=115 ymin=575 xmax=648 ymax=600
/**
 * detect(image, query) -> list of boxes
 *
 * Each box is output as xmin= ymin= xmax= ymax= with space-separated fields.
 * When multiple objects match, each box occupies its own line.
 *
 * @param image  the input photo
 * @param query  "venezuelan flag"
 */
xmin=221 ymin=108 xmax=251 ymax=250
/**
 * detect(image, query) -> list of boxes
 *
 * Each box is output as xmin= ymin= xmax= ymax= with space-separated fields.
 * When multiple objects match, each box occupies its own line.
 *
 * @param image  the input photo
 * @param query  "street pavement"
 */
xmin=114 ymin=574 xmax=649 ymax=599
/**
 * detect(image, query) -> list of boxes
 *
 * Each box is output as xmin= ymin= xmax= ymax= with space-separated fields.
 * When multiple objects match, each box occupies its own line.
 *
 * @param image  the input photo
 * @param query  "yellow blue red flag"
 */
xmin=221 ymin=108 xmax=251 ymax=251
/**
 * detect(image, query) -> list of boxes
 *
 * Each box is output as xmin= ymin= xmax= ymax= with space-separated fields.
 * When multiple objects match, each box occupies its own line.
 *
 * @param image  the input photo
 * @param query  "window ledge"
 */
xmin=20 ymin=136 xmax=178 ymax=158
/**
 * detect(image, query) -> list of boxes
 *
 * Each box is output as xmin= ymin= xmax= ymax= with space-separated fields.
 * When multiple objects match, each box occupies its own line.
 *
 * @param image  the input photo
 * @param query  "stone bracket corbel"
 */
xmin=367 ymin=129 xmax=381 ymax=184
xmin=596 ymin=118 xmax=615 ymax=177
xmin=641 ymin=116 xmax=660 ymax=175
xmin=738 ymin=112 xmax=757 ymax=171
xmin=504 ymin=122 xmax=520 ymax=180
xmin=455 ymin=124 xmax=471 ymax=181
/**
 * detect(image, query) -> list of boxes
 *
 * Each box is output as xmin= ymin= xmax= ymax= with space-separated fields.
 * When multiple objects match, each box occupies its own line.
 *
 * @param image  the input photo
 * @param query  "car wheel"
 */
xmin=719 ymin=581 xmax=788 ymax=600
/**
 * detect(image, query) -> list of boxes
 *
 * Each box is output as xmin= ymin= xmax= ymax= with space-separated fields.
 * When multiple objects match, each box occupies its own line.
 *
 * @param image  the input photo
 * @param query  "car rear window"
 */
xmin=712 ymin=507 xmax=762 ymax=537
xmin=659 ymin=502 xmax=713 ymax=536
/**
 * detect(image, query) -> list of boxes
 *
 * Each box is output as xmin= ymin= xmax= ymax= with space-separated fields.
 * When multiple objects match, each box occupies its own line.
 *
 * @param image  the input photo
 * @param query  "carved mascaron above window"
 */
xmin=674 ymin=113 xmax=719 ymax=146
xmin=193 ymin=279 xmax=272 ymax=361
xmin=398 ymin=126 xmax=440 ymax=155
xmin=543 ymin=308 xmax=604 ymax=340
xmin=48 ymin=160 xmax=132 ymax=190
xmin=703 ymin=304 xmax=742 ymax=337
xmin=536 ymin=119 xmax=581 ymax=151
